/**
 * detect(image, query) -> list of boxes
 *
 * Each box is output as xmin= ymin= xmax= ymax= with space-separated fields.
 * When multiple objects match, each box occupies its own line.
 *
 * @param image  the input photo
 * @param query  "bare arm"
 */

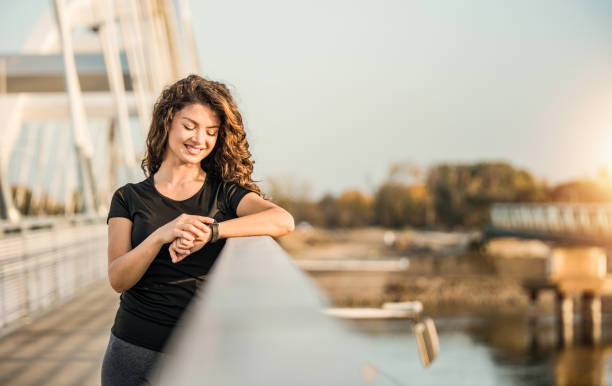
xmin=169 ymin=193 xmax=294 ymax=263
xmin=219 ymin=192 xmax=294 ymax=238
xmin=107 ymin=218 xmax=163 ymax=293
xmin=107 ymin=214 xmax=213 ymax=293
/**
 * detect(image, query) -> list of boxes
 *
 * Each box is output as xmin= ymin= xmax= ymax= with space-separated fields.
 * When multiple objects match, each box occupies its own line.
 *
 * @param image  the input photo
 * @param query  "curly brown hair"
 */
xmin=141 ymin=74 xmax=262 ymax=196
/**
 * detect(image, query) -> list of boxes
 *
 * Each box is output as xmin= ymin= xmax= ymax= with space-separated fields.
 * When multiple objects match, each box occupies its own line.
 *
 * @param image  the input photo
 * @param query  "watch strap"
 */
xmin=209 ymin=221 xmax=219 ymax=243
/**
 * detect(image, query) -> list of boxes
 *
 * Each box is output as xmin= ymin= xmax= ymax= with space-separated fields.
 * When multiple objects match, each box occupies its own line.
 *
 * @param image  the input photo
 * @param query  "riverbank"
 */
xmin=277 ymin=227 xmax=560 ymax=316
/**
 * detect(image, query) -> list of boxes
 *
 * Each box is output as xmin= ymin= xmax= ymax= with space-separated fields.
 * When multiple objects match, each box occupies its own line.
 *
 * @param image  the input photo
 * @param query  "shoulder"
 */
xmin=210 ymin=177 xmax=257 ymax=215
xmin=208 ymin=175 xmax=249 ymax=195
xmin=108 ymin=180 xmax=147 ymax=223
xmin=114 ymin=177 xmax=152 ymax=197
xmin=219 ymin=180 xmax=255 ymax=198
xmin=109 ymin=178 xmax=153 ymax=210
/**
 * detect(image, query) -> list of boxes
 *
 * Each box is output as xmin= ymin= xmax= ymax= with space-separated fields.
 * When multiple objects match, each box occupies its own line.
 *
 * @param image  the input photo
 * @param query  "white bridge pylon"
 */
xmin=0 ymin=0 xmax=200 ymax=222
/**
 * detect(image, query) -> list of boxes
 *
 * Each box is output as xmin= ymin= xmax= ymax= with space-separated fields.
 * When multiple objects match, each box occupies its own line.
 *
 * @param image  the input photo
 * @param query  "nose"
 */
xmin=193 ymin=129 xmax=206 ymax=146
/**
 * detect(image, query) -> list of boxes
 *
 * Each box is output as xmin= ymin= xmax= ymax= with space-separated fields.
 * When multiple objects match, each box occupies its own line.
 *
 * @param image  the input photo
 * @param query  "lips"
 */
xmin=185 ymin=144 xmax=205 ymax=155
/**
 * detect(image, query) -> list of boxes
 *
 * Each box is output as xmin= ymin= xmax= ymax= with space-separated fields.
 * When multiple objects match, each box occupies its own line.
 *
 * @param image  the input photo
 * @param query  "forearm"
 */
xmin=108 ymin=230 xmax=165 ymax=292
xmin=218 ymin=207 xmax=294 ymax=239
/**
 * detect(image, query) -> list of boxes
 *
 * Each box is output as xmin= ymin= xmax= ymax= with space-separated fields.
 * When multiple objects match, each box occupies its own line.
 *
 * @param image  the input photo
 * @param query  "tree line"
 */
xmin=9 ymin=161 xmax=611 ymax=227
xmin=268 ymin=162 xmax=612 ymax=229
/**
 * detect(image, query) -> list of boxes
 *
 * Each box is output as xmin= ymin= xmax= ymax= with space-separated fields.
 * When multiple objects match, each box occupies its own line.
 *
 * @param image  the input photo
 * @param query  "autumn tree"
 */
xmin=335 ymin=189 xmax=374 ymax=228
xmin=426 ymin=162 xmax=547 ymax=227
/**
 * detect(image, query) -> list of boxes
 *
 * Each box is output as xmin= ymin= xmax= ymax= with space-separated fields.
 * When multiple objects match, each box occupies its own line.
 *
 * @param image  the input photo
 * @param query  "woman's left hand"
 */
xmin=168 ymin=227 xmax=212 ymax=263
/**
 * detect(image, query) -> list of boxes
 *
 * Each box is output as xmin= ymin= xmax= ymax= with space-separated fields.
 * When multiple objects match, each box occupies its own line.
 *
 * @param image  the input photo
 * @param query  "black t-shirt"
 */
xmin=106 ymin=173 xmax=252 ymax=351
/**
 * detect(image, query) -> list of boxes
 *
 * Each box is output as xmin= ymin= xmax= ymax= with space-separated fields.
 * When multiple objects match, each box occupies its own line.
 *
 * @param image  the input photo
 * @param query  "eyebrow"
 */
xmin=182 ymin=117 xmax=220 ymax=129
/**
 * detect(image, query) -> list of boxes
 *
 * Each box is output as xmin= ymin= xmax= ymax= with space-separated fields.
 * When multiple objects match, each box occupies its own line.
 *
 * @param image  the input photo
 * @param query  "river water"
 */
xmin=342 ymin=315 xmax=612 ymax=386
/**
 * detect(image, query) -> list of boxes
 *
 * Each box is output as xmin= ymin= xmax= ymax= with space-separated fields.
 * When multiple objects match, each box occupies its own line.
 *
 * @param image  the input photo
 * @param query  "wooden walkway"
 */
xmin=0 ymin=280 xmax=118 ymax=386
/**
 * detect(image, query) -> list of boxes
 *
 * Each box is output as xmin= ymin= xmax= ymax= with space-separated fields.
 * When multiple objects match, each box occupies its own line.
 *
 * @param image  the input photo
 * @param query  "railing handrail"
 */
xmin=152 ymin=236 xmax=370 ymax=385
xmin=0 ymin=214 xmax=105 ymax=238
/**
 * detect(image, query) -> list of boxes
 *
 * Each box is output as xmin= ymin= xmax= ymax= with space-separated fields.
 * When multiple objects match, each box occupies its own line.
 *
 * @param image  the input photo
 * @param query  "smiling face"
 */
xmin=164 ymin=103 xmax=220 ymax=166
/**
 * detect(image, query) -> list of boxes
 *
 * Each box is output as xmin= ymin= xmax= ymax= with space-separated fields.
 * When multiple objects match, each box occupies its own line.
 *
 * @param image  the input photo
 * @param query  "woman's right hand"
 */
xmin=154 ymin=214 xmax=214 ymax=245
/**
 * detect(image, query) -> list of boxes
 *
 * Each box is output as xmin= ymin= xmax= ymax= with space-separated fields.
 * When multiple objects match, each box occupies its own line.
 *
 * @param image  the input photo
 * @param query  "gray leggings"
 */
xmin=101 ymin=333 xmax=166 ymax=386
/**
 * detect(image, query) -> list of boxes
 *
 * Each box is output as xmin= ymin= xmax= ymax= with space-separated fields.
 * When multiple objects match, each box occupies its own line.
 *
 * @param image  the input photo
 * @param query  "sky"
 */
xmin=1 ymin=1 xmax=612 ymax=197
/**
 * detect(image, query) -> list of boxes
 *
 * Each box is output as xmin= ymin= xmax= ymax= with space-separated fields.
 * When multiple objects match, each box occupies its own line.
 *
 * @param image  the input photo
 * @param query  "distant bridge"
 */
xmin=485 ymin=203 xmax=612 ymax=246
xmin=486 ymin=202 xmax=612 ymax=346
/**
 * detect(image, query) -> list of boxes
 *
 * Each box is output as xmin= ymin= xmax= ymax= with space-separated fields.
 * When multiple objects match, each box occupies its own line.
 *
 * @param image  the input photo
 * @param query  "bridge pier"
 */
xmin=527 ymin=289 xmax=538 ymax=326
xmin=529 ymin=287 xmax=603 ymax=346
xmin=581 ymin=292 xmax=601 ymax=345
xmin=556 ymin=291 xmax=573 ymax=346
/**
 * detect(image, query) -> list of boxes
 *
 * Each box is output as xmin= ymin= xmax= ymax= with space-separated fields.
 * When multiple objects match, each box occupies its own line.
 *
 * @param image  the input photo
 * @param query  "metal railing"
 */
xmin=0 ymin=216 xmax=107 ymax=335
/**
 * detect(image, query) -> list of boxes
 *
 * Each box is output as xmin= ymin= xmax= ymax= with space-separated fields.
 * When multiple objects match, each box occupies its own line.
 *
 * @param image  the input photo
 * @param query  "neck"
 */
xmin=155 ymin=159 xmax=206 ymax=185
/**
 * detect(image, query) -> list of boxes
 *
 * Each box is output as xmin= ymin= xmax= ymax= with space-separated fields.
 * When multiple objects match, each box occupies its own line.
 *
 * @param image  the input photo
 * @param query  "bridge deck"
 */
xmin=0 ymin=280 xmax=117 ymax=386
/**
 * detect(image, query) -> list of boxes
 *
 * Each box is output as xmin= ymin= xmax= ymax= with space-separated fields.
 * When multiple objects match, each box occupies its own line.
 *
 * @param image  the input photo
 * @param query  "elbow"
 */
xmin=277 ymin=209 xmax=295 ymax=235
xmin=108 ymin=275 xmax=125 ymax=293
xmin=108 ymin=267 xmax=128 ymax=293
xmin=286 ymin=214 xmax=295 ymax=234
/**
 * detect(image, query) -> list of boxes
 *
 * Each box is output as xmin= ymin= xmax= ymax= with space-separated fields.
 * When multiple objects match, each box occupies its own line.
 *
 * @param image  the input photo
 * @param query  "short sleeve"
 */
xmin=107 ymin=186 xmax=132 ymax=224
xmin=221 ymin=182 xmax=254 ymax=217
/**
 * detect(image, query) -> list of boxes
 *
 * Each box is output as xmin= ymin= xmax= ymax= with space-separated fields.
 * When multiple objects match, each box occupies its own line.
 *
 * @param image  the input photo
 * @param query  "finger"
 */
xmin=177 ymin=236 xmax=193 ymax=245
xmin=194 ymin=226 xmax=211 ymax=241
xmin=179 ymin=239 xmax=194 ymax=249
xmin=188 ymin=219 xmax=211 ymax=234
xmin=173 ymin=227 xmax=195 ymax=241
xmin=169 ymin=244 xmax=177 ymax=262
xmin=184 ymin=224 xmax=206 ymax=240
xmin=179 ymin=230 xmax=195 ymax=241
xmin=185 ymin=231 xmax=209 ymax=243
xmin=172 ymin=228 xmax=182 ymax=239
xmin=176 ymin=247 xmax=192 ymax=261
xmin=169 ymin=241 xmax=190 ymax=262
xmin=197 ymin=216 xmax=215 ymax=224
xmin=175 ymin=245 xmax=190 ymax=255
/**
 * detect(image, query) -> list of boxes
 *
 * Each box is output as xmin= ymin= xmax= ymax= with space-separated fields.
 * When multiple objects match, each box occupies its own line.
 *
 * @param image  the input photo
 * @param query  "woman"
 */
xmin=101 ymin=74 xmax=294 ymax=385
